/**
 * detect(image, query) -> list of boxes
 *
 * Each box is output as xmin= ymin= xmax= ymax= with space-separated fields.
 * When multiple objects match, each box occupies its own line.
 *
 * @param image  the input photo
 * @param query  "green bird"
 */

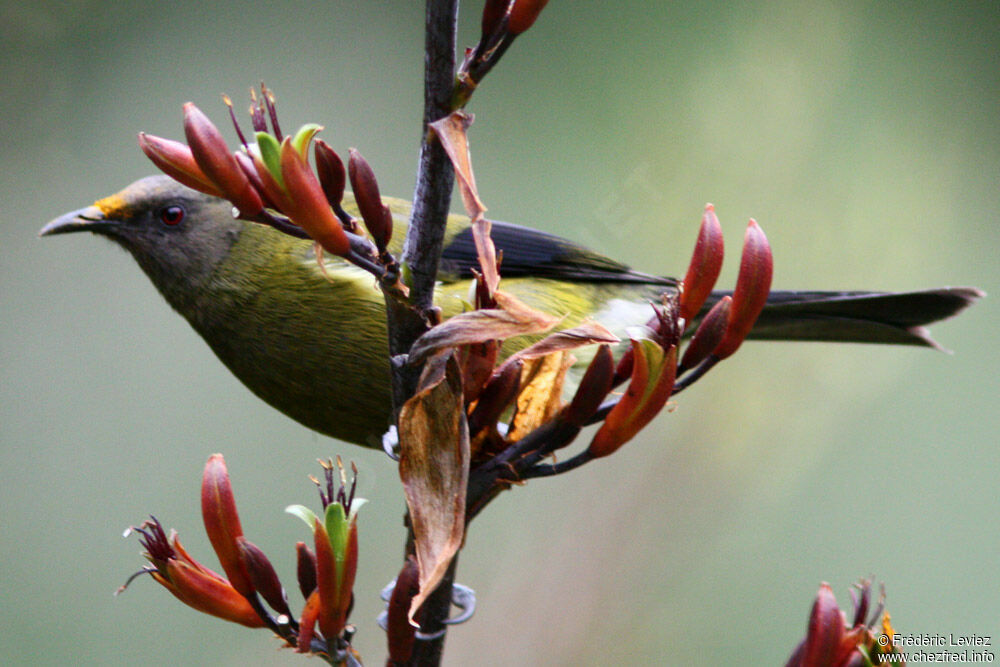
xmin=42 ymin=175 xmax=981 ymax=448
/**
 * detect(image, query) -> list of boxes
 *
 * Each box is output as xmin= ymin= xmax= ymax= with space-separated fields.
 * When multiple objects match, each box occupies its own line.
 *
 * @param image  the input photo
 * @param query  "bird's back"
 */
xmin=187 ymin=217 xmax=664 ymax=446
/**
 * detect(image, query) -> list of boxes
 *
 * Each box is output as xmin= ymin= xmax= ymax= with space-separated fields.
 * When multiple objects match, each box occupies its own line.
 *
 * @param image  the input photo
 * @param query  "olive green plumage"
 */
xmin=42 ymin=176 xmax=981 ymax=448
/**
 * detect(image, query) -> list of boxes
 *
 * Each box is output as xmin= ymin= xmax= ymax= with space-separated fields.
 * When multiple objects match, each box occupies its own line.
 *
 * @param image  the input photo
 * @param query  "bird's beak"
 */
xmin=39 ymin=205 xmax=114 ymax=237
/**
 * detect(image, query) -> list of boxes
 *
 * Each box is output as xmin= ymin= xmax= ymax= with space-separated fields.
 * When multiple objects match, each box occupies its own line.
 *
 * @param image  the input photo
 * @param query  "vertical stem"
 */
xmin=385 ymin=0 xmax=459 ymax=412
xmin=408 ymin=550 xmax=460 ymax=666
xmin=402 ymin=0 xmax=459 ymax=314
xmin=389 ymin=2 xmax=459 ymax=666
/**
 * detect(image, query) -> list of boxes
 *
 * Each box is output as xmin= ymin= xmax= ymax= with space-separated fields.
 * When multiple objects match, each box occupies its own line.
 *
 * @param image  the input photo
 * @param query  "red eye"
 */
xmin=160 ymin=205 xmax=185 ymax=226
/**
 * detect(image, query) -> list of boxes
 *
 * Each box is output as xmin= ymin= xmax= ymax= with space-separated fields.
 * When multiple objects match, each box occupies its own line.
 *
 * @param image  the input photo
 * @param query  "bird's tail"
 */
xmin=712 ymin=287 xmax=983 ymax=349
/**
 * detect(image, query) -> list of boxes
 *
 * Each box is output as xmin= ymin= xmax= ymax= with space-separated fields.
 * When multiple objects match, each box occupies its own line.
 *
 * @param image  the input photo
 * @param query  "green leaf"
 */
xmin=255 ymin=131 xmax=283 ymax=186
xmin=324 ymin=501 xmax=349 ymax=563
xmin=635 ymin=337 xmax=666 ymax=404
xmin=285 ymin=504 xmax=318 ymax=531
xmin=291 ymin=123 xmax=323 ymax=159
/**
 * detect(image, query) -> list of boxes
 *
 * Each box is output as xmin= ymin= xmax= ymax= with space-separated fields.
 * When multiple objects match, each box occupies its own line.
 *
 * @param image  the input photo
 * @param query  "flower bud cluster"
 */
xmin=122 ymin=455 xmax=364 ymax=662
xmin=785 ymin=580 xmax=906 ymax=667
xmin=139 ymin=86 xmax=394 ymax=280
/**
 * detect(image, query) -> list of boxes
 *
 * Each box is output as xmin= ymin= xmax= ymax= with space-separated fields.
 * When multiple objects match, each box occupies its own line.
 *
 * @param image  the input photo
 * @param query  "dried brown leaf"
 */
xmin=505 ymin=320 xmax=619 ymax=364
xmin=398 ymin=352 xmax=469 ymax=623
xmin=429 ymin=112 xmax=500 ymax=292
xmin=507 ymin=350 xmax=573 ymax=441
xmin=472 ymin=218 xmax=500 ymax=294
xmin=428 ymin=111 xmax=485 ymax=222
xmin=408 ymin=291 xmax=559 ymax=365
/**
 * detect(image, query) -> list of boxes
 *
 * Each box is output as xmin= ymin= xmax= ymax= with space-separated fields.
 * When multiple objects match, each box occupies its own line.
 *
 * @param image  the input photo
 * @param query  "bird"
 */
xmin=42 ymin=175 xmax=981 ymax=448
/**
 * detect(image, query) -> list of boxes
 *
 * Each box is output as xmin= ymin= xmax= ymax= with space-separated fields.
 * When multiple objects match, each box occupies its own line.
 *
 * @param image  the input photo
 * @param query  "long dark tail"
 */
xmin=712 ymin=287 xmax=983 ymax=349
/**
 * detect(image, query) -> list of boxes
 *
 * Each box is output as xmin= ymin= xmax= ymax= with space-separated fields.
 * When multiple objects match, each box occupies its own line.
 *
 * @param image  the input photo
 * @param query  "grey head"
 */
xmin=41 ymin=175 xmax=243 ymax=308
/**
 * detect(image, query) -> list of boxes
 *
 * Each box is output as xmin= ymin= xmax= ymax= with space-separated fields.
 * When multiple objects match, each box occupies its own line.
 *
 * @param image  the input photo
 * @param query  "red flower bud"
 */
xmin=158 ymin=559 xmax=265 ymax=628
xmin=612 ymin=346 xmax=634 ymax=387
xmin=589 ymin=339 xmax=677 ymax=457
xmin=314 ymin=139 xmax=346 ymax=209
xmin=138 ymin=133 xmax=223 ymax=197
xmin=679 ymin=296 xmax=731 ymax=373
xmin=803 ymin=583 xmax=847 ymax=667
xmin=233 ymin=150 xmax=277 ymax=210
xmin=312 ymin=519 xmax=346 ymax=641
xmin=714 ymin=220 xmax=773 ymax=358
xmin=386 ymin=556 xmax=420 ymax=663
xmin=297 ymin=590 xmax=321 ymax=653
xmin=348 ymin=148 xmax=393 ymax=253
xmin=563 ymin=344 xmax=614 ymax=427
xmin=201 ymin=454 xmax=254 ymax=598
xmin=679 ymin=203 xmax=725 ymax=323
xmin=183 ymin=102 xmax=263 ymax=217
xmin=509 ymin=0 xmax=549 ymax=35
xmin=249 ymin=150 xmax=293 ymax=214
xmin=461 ymin=341 xmax=499 ymax=405
xmin=468 ymin=359 xmax=522 ymax=435
xmin=237 ymin=536 xmax=290 ymax=617
xmin=481 ymin=0 xmax=511 ymax=41
xmin=279 ymin=137 xmax=351 ymax=256
xmin=296 ymin=541 xmax=317 ymax=600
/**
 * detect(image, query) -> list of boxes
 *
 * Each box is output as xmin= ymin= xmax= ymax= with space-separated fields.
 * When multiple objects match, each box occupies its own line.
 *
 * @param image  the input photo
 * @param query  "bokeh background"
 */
xmin=2 ymin=2 xmax=997 ymax=664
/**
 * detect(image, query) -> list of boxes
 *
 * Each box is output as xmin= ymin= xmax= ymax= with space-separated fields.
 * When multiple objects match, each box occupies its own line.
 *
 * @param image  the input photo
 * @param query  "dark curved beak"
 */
xmin=39 ymin=205 xmax=114 ymax=237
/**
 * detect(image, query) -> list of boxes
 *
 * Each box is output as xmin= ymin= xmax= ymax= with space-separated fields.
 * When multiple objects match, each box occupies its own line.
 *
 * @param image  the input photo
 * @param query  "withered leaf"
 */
xmin=428 ymin=111 xmax=486 ymax=223
xmin=398 ymin=352 xmax=469 ymax=623
xmin=507 ymin=350 xmax=574 ymax=441
xmin=428 ymin=111 xmax=500 ymax=292
xmin=504 ymin=320 xmax=619 ymax=364
xmin=472 ymin=217 xmax=500 ymax=295
xmin=408 ymin=291 xmax=559 ymax=365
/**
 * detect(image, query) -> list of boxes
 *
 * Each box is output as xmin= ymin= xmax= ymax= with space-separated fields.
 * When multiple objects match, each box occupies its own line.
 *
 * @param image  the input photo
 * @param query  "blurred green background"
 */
xmin=2 ymin=1 xmax=997 ymax=664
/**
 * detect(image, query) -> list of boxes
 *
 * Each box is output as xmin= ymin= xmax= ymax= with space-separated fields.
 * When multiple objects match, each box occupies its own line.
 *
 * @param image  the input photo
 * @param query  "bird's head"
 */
xmin=41 ymin=175 xmax=242 ymax=302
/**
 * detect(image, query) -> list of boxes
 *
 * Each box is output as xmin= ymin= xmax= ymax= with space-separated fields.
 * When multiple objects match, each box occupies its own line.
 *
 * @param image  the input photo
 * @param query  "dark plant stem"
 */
xmin=407 ymin=547 xmax=460 ymax=666
xmin=389 ymin=1 xmax=458 ymax=666
xmin=402 ymin=0 xmax=458 ymax=313
xmin=385 ymin=0 xmax=459 ymax=410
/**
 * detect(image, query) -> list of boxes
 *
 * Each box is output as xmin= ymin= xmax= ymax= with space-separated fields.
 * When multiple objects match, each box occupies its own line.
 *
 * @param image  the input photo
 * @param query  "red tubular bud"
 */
xmin=250 ymin=151 xmax=292 ymax=214
xmin=183 ymin=102 xmax=263 ymax=217
xmin=679 ymin=296 xmax=731 ymax=373
xmin=714 ymin=220 xmax=773 ymax=358
xmin=297 ymin=590 xmax=321 ymax=652
xmin=312 ymin=519 xmax=345 ymax=641
xmin=481 ymin=0 xmax=511 ymax=41
xmin=612 ymin=346 xmax=634 ymax=387
xmin=386 ymin=556 xmax=420 ymax=663
xmin=462 ymin=341 xmax=499 ymax=405
xmin=348 ymin=148 xmax=392 ymax=253
xmin=563 ymin=344 xmax=614 ymax=427
xmin=509 ymin=0 xmax=549 ymax=35
xmin=295 ymin=541 xmax=317 ymax=600
xmin=339 ymin=521 xmax=359 ymax=628
xmin=468 ymin=359 xmax=522 ymax=435
xmin=314 ymin=139 xmax=346 ymax=209
xmin=201 ymin=454 xmax=254 ymax=598
xmin=237 ymin=537 xmax=291 ymax=617
xmin=161 ymin=560 xmax=265 ymax=628
xmin=679 ymin=204 xmax=725 ymax=323
xmin=589 ymin=340 xmax=677 ymax=458
xmin=233 ymin=151 xmax=278 ymax=210
xmin=138 ymin=133 xmax=224 ymax=197
xmin=279 ymin=137 xmax=351 ymax=256
xmin=802 ymin=583 xmax=847 ymax=667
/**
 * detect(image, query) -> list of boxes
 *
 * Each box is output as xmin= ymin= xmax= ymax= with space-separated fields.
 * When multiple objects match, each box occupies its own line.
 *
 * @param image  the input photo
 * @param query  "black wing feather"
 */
xmin=441 ymin=220 xmax=672 ymax=285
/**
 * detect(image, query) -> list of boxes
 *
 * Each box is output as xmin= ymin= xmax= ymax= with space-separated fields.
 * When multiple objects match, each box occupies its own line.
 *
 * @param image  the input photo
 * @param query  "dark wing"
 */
xmin=440 ymin=220 xmax=673 ymax=285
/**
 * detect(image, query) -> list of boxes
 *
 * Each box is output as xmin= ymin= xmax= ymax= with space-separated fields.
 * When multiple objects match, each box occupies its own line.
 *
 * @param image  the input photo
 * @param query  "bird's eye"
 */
xmin=159 ymin=205 xmax=185 ymax=226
